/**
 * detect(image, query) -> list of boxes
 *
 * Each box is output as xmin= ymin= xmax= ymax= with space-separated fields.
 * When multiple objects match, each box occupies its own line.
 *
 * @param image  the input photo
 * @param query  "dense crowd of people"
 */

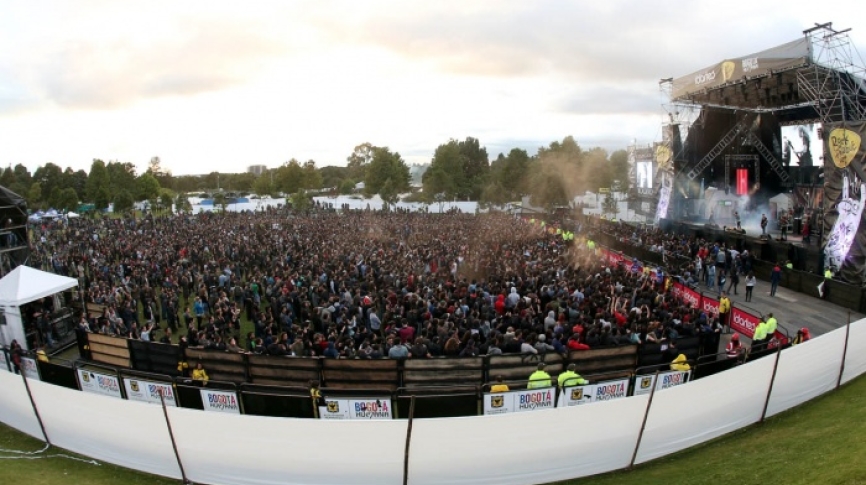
xmin=27 ymin=204 xmax=737 ymax=371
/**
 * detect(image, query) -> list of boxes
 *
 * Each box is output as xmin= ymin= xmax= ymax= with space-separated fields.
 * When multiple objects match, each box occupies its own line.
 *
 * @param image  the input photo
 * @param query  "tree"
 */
xmin=365 ymin=147 xmax=410 ymax=197
xmin=602 ymin=194 xmax=619 ymax=219
xmin=302 ymin=160 xmax=323 ymax=190
xmin=346 ymin=143 xmax=375 ymax=181
xmin=33 ymin=163 xmax=64 ymax=207
xmin=338 ymin=179 xmax=356 ymax=195
xmin=94 ymin=188 xmax=111 ymax=212
xmin=57 ymin=187 xmax=79 ymax=212
xmin=274 ymin=159 xmax=304 ymax=195
xmin=252 ymin=173 xmax=275 ymax=197
xmin=379 ymin=178 xmax=399 ymax=209
xmin=291 ymin=189 xmax=311 ymax=211
xmin=86 ymin=159 xmax=109 ymax=203
xmin=422 ymin=137 xmax=489 ymax=200
xmin=27 ymin=182 xmax=42 ymax=209
xmin=609 ymin=149 xmax=630 ymax=193
xmin=159 ymin=192 xmax=174 ymax=214
xmin=320 ymin=166 xmax=349 ymax=190
xmin=213 ymin=193 xmax=228 ymax=213
xmin=136 ymin=173 xmax=161 ymax=202
xmin=113 ymin=190 xmax=134 ymax=214
xmin=175 ymin=193 xmax=192 ymax=214
xmin=105 ymin=161 xmax=137 ymax=200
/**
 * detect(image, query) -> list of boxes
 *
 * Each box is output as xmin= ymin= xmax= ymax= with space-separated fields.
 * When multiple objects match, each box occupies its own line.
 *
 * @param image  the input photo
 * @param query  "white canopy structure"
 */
xmin=0 ymin=266 xmax=78 ymax=350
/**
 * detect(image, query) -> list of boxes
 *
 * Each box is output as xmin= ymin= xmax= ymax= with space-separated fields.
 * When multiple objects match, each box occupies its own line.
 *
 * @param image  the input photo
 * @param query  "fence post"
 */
xmin=402 ymin=395 xmax=416 ymax=485
xmin=837 ymin=312 xmax=852 ymax=390
xmin=629 ymin=370 xmax=659 ymax=469
xmin=760 ymin=345 xmax=783 ymax=423
xmin=158 ymin=388 xmax=190 ymax=484
xmin=19 ymin=371 xmax=52 ymax=446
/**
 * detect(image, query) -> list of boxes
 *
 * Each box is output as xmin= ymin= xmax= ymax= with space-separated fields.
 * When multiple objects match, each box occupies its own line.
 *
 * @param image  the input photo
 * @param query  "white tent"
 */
xmin=0 ymin=266 xmax=78 ymax=350
xmin=66 ymin=211 xmax=80 ymax=218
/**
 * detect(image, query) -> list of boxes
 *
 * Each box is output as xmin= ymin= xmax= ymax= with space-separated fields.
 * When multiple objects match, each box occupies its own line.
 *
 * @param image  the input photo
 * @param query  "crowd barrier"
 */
xmin=1 ymin=316 xmax=864 ymax=485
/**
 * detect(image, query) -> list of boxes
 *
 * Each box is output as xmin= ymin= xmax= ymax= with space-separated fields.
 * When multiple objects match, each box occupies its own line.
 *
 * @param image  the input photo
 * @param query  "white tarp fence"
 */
xmin=0 ymin=317 xmax=864 ymax=485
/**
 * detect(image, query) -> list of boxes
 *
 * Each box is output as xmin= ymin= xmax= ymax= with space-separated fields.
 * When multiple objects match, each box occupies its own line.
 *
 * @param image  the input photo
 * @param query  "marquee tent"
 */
xmin=0 ymin=266 xmax=78 ymax=350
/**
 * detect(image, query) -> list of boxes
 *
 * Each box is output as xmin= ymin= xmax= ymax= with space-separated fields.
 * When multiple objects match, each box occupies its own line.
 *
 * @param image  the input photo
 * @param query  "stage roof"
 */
xmin=672 ymin=38 xmax=811 ymax=101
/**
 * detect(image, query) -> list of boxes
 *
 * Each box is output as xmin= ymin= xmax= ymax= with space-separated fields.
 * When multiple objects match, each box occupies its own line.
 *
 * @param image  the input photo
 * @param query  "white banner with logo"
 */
xmin=557 ymin=378 xmax=630 ymax=407
xmin=483 ymin=387 xmax=556 ymax=415
xmin=318 ymin=397 xmax=392 ymax=420
xmin=633 ymin=370 xmax=692 ymax=396
xmin=200 ymin=389 xmax=241 ymax=414
xmin=123 ymin=378 xmax=177 ymax=406
xmin=21 ymin=357 xmax=40 ymax=381
xmin=77 ymin=369 xmax=122 ymax=399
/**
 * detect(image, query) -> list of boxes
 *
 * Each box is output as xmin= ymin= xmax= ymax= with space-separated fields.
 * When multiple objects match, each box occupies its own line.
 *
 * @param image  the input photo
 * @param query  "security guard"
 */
xmin=765 ymin=312 xmax=778 ymax=337
xmin=557 ymin=364 xmax=588 ymax=389
xmin=527 ymin=362 xmax=552 ymax=389
xmin=752 ymin=319 xmax=769 ymax=351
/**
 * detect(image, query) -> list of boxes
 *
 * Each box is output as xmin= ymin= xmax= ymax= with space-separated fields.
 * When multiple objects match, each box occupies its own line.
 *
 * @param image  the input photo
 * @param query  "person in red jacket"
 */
xmin=567 ymin=334 xmax=590 ymax=351
xmin=494 ymin=294 xmax=506 ymax=315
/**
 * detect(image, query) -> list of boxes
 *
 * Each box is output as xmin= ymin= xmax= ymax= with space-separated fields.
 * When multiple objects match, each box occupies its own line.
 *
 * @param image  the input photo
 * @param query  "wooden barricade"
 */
xmin=487 ymin=353 xmax=565 ymax=383
xmin=247 ymin=354 xmax=321 ymax=387
xmin=402 ymin=357 xmax=485 ymax=388
xmin=184 ymin=348 xmax=248 ymax=383
xmin=321 ymin=359 xmax=399 ymax=391
xmin=87 ymin=333 xmax=131 ymax=368
xmin=568 ymin=345 xmax=638 ymax=380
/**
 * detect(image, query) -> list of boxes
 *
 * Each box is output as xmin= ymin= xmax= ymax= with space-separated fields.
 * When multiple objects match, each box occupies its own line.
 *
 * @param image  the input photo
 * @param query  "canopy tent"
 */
xmin=0 ymin=266 xmax=78 ymax=350
xmin=0 ymin=266 xmax=77 ymax=306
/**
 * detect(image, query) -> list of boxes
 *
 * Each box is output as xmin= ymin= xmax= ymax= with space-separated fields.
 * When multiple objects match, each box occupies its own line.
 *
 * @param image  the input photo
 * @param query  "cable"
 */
xmin=0 ymin=444 xmax=101 ymax=466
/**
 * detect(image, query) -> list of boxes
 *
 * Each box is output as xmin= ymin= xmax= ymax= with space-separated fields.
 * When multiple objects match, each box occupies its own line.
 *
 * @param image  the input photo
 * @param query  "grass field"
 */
xmin=2 ymin=374 xmax=865 ymax=485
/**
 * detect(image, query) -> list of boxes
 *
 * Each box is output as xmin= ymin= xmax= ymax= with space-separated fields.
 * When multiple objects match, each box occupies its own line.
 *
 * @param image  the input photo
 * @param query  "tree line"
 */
xmin=0 ymin=136 xmax=628 ymax=213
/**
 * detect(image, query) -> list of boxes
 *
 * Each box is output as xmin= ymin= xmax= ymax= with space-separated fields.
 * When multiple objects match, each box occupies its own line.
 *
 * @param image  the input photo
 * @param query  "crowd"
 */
xmin=26 ymin=204 xmax=745 ymax=378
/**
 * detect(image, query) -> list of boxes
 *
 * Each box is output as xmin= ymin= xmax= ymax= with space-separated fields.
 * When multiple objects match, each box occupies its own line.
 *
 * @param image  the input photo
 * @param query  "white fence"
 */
xmin=1 ymin=317 xmax=865 ymax=485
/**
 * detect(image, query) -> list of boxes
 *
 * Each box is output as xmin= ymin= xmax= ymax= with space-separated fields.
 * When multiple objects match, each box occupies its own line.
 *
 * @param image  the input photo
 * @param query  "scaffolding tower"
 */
xmin=798 ymin=22 xmax=866 ymax=124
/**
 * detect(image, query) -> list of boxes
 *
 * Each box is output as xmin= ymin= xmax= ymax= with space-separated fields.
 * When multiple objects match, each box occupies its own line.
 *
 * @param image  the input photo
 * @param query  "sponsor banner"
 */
xmin=600 ymin=248 xmax=628 ymax=267
xmin=633 ymin=370 xmax=692 ymax=395
xmin=21 ymin=357 xmax=40 ymax=381
xmin=730 ymin=307 xmax=760 ymax=338
xmin=483 ymin=388 xmax=556 ymax=415
xmin=671 ymin=281 xmax=702 ymax=309
xmin=701 ymin=294 xmax=720 ymax=317
xmin=123 ymin=378 xmax=177 ymax=406
xmin=201 ymin=389 xmax=241 ymax=414
xmin=0 ymin=350 xmax=9 ymax=372
xmin=319 ymin=397 xmax=392 ymax=420
xmin=557 ymin=378 xmax=630 ymax=407
xmin=77 ymin=369 xmax=122 ymax=399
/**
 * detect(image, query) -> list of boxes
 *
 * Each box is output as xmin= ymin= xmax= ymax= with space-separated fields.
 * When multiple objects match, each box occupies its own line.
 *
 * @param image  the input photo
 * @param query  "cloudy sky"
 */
xmin=1 ymin=1 xmax=865 ymax=175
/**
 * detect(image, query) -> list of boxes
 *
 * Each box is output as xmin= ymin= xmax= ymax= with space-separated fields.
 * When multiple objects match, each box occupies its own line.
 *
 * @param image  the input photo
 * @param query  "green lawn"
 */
xmin=2 ymin=374 xmax=865 ymax=485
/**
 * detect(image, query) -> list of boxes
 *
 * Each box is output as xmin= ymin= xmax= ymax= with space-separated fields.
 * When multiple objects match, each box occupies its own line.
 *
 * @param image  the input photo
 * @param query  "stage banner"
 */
xmin=633 ymin=370 xmax=691 ymax=396
xmin=123 ymin=378 xmax=177 ymax=406
xmin=557 ymin=378 xmax=630 ymax=407
xmin=823 ymin=122 xmax=866 ymax=285
xmin=483 ymin=388 xmax=556 ymax=415
xmin=670 ymin=282 xmax=701 ymax=309
xmin=701 ymin=294 xmax=720 ymax=318
xmin=672 ymin=38 xmax=810 ymax=99
xmin=318 ymin=397 xmax=392 ymax=420
xmin=201 ymin=389 xmax=241 ymax=414
xmin=21 ymin=357 xmax=40 ymax=381
xmin=730 ymin=307 xmax=759 ymax=338
xmin=77 ymin=369 xmax=122 ymax=399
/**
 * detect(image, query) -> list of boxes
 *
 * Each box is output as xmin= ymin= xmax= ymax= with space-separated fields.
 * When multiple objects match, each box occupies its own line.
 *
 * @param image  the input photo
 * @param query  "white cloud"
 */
xmin=0 ymin=1 xmax=864 ymax=175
